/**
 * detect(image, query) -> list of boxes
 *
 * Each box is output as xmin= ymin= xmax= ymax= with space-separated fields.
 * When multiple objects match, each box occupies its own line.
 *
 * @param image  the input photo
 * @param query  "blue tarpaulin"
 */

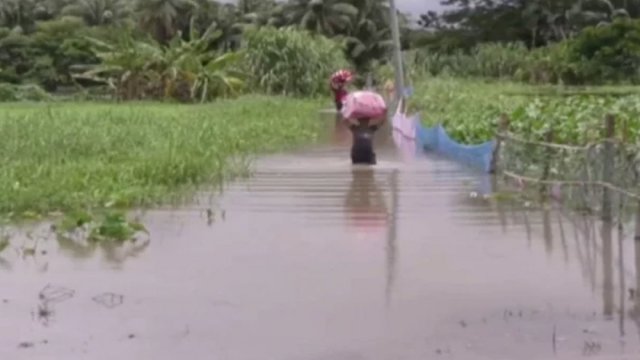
xmin=391 ymin=98 xmax=495 ymax=173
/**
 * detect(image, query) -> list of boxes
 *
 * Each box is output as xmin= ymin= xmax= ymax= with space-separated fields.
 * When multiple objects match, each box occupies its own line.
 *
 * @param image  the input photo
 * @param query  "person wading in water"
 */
xmin=329 ymin=69 xmax=353 ymax=111
xmin=347 ymin=117 xmax=380 ymax=165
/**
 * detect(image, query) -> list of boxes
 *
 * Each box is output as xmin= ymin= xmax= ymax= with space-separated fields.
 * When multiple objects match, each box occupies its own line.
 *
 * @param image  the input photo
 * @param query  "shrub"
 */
xmin=242 ymin=26 xmax=349 ymax=97
xmin=566 ymin=18 xmax=640 ymax=84
xmin=0 ymin=83 xmax=52 ymax=102
xmin=0 ymin=83 xmax=18 ymax=101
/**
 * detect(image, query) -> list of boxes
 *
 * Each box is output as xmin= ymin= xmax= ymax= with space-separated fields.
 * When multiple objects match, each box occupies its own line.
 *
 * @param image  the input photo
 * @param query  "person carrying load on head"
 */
xmin=330 ymin=69 xmax=354 ymax=111
xmin=347 ymin=117 xmax=381 ymax=165
xmin=341 ymin=90 xmax=388 ymax=165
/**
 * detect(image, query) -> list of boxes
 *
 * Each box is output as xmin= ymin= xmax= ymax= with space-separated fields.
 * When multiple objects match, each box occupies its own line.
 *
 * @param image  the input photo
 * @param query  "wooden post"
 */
xmin=633 ymin=202 xmax=640 ymax=318
xmin=601 ymin=203 xmax=614 ymax=319
xmin=385 ymin=169 xmax=399 ymax=307
xmin=489 ymin=113 xmax=510 ymax=174
xmin=601 ymin=114 xmax=615 ymax=222
xmin=539 ymin=129 xmax=554 ymax=197
xmin=542 ymin=206 xmax=553 ymax=256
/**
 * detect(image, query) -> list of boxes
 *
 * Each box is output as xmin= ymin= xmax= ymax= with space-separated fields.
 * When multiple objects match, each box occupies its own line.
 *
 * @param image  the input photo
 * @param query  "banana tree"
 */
xmin=77 ymin=19 xmax=244 ymax=102
xmin=75 ymin=31 xmax=165 ymax=99
xmin=161 ymin=19 xmax=245 ymax=101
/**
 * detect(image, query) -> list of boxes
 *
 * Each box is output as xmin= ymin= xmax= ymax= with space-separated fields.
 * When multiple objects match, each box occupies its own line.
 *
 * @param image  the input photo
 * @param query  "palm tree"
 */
xmin=343 ymin=0 xmax=394 ymax=74
xmin=134 ymin=0 xmax=198 ymax=43
xmin=522 ymin=0 xmax=634 ymax=46
xmin=236 ymin=0 xmax=280 ymax=26
xmin=61 ymin=0 xmax=132 ymax=26
xmin=286 ymin=0 xmax=358 ymax=37
xmin=573 ymin=0 xmax=631 ymax=26
xmin=256 ymin=3 xmax=290 ymax=27
xmin=238 ymin=0 xmax=276 ymax=15
xmin=0 ymin=0 xmax=44 ymax=33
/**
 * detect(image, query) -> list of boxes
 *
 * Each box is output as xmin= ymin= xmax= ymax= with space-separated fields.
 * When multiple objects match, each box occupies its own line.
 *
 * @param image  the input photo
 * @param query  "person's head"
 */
xmin=358 ymin=117 xmax=371 ymax=126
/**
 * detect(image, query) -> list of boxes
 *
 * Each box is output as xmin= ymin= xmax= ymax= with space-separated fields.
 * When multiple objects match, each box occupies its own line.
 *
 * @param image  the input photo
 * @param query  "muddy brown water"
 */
xmin=1 ymin=117 xmax=640 ymax=360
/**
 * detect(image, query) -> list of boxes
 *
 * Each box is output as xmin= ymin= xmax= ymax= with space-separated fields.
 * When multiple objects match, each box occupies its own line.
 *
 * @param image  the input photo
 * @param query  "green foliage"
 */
xmin=0 ymin=97 xmax=324 ymax=216
xmin=0 ymin=83 xmax=52 ymax=101
xmin=0 ymin=17 xmax=99 ymax=91
xmin=3 ymin=0 xmax=640 ymax=98
xmin=78 ymin=23 xmax=245 ymax=102
xmin=243 ymin=26 xmax=349 ymax=97
xmin=411 ymin=43 xmax=531 ymax=79
xmin=567 ymin=18 xmax=640 ymax=84
xmin=412 ymin=77 xmax=640 ymax=144
xmin=411 ymin=18 xmax=640 ymax=86
xmin=56 ymin=209 xmax=147 ymax=244
xmin=418 ymin=0 xmax=638 ymax=48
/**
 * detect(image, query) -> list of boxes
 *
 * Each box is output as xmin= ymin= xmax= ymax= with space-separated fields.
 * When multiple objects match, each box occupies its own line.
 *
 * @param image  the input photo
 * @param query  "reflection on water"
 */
xmin=344 ymin=168 xmax=389 ymax=236
xmin=1 ymin=118 xmax=640 ymax=359
xmin=343 ymin=167 xmax=400 ymax=307
xmin=57 ymin=234 xmax=150 ymax=266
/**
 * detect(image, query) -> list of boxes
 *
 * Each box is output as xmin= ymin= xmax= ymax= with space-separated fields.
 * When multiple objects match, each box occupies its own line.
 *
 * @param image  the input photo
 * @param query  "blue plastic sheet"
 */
xmin=415 ymin=121 xmax=495 ymax=173
xmin=390 ymin=98 xmax=495 ymax=173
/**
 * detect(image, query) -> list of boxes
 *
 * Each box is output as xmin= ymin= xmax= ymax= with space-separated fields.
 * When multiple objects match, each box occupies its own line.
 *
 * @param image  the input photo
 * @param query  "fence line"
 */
xmin=391 ymin=99 xmax=640 ymax=218
xmin=492 ymin=113 xmax=640 ymax=218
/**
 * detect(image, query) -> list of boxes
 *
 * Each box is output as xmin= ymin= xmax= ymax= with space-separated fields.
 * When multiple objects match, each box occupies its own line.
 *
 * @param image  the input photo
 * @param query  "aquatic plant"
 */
xmin=412 ymin=77 xmax=640 ymax=144
xmin=56 ymin=209 xmax=146 ymax=243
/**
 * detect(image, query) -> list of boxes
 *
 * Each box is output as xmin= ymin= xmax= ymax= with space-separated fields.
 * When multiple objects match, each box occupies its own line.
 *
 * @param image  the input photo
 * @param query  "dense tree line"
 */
xmin=0 ymin=0 xmax=412 ymax=96
xmin=1 ymin=0 xmax=640 ymax=99
xmin=417 ymin=0 xmax=640 ymax=49
xmin=409 ymin=0 xmax=640 ymax=85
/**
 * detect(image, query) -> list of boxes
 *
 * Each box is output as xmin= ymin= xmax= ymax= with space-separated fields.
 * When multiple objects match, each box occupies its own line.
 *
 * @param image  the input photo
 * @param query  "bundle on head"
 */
xmin=330 ymin=69 xmax=354 ymax=90
xmin=341 ymin=90 xmax=387 ymax=125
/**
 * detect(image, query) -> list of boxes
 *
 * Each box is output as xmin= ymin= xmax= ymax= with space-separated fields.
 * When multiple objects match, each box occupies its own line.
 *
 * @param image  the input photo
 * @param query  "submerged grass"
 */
xmin=1 ymin=96 xmax=325 ymax=218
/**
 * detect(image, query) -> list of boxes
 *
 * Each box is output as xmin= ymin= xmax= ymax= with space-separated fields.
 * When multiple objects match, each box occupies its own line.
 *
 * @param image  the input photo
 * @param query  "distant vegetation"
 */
xmin=2 ymin=0 xmax=640 ymax=102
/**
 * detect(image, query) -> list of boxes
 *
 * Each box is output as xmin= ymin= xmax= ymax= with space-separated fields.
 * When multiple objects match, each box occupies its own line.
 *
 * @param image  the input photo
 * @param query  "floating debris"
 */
xmin=39 ymin=284 xmax=75 ymax=304
xmin=92 ymin=292 xmax=124 ymax=309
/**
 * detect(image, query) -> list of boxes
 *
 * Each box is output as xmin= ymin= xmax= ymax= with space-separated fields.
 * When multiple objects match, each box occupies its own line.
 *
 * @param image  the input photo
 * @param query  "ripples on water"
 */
xmin=0 ymin=117 xmax=639 ymax=359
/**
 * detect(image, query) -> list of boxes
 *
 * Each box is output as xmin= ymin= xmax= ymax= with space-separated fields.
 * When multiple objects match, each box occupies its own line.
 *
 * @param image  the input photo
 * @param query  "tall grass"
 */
xmin=0 ymin=96 xmax=324 ymax=217
xmin=243 ymin=26 xmax=349 ymax=97
xmin=407 ymin=42 xmax=572 ymax=85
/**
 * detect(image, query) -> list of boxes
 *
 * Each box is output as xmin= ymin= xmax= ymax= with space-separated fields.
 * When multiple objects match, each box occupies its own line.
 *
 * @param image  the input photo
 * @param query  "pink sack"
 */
xmin=340 ymin=90 xmax=387 ymax=120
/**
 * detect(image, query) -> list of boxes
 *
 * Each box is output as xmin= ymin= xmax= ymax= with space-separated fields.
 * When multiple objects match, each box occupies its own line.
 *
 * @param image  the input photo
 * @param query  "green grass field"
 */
xmin=0 ymin=96 xmax=325 ymax=218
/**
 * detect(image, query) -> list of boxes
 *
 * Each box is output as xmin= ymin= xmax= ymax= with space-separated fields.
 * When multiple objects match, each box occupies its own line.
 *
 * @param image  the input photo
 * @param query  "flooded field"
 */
xmin=1 ymin=119 xmax=640 ymax=359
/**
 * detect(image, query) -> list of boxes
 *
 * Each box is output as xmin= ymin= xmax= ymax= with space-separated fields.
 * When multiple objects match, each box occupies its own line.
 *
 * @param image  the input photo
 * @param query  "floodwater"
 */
xmin=1 ymin=116 xmax=640 ymax=360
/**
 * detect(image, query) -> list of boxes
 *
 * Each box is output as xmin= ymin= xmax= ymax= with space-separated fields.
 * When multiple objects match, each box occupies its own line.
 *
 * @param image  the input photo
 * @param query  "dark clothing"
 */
xmin=335 ymin=88 xmax=348 ymax=102
xmin=349 ymin=123 xmax=379 ymax=165
xmin=333 ymin=88 xmax=347 ymax=111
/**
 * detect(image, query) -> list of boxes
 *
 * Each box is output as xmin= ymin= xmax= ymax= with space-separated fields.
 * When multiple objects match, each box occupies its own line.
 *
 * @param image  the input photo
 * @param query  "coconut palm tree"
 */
xmin=133 ymin=0 xmax=198 ymax=43
xmin=0 ymin=0 xmax=47 ymax=33
xmin=61 ymin=0 xmax=132 ymax=26
xmin=342 ymin=0 xmax=394 ymax=74
xmin=286 ymin=0 xmax=358 ymax=36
